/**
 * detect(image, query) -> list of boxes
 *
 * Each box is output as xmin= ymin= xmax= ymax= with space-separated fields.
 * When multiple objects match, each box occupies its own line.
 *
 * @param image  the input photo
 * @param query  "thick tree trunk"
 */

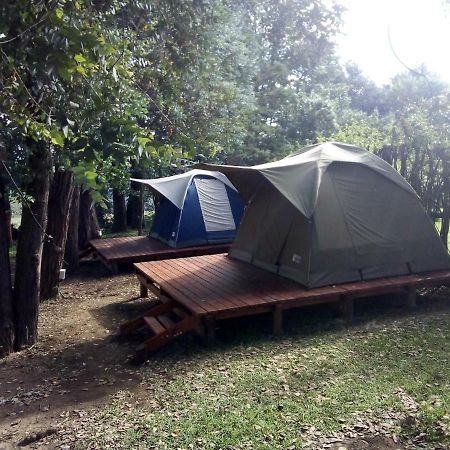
xmin=13 ymin=144 xmax=51 ymax=350
xmin=40 ymin=169 xmax=74 ymax=301
xmin=64 ymin=186 xmax=80 ymax=273
xmin=90 ymin=204 xmax=101 ymax=240
xmin=112 ymin=188 xmax=127 ymax=232
xmin=441 ymin=216 xmax=449 ymax=249
xmin=126 ymin=194 xmax=141 ymax=228
xmin=4 ymin=192 xmax=12 ymax=247
xmin=127 ymin=168 xmax=144 ymax=229
xmin=440 ymin=191 xmax=449 ymax=249
xmin=138 ymin=185 xmax=144 ymax=235
xmin=0 ymin=175 xmax=15 ymax=357
xmin=79 ymin=190 xmax=100 ymax=249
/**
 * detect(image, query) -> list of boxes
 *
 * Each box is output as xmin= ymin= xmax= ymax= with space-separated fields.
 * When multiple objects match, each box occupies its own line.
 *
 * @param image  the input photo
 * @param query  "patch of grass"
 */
xmin=101 ymin=228 xmax=144 ymax=239
xmin=69 ymin=305 xmax=450 ymax=449
xmin=8 ymin=243 xmax=16 ymax=259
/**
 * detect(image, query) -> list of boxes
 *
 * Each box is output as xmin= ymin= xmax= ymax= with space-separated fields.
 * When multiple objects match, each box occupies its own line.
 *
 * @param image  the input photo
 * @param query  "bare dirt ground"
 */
xmin=0 ymin=261 xmax=155 ymax=449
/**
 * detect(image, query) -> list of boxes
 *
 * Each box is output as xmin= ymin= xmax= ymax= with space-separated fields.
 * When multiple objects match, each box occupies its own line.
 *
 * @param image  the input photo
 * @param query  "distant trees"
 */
xmin=329 ymin=71 xmax=450 ymax=247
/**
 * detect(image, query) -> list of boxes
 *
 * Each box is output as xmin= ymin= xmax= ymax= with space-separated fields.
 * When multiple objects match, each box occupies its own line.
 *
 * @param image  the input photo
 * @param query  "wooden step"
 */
xmin=157 ymin=314 xmax=176 ymax=329
xmin=143 ymin=316 xmax=165 ymax=335
xmin=119 ymin=299 xmax=176 ymax=335
xmin=134 ymin=314 xmax=201 ymax=360
xmin=173 ymin=306 xmax=190 ymax=320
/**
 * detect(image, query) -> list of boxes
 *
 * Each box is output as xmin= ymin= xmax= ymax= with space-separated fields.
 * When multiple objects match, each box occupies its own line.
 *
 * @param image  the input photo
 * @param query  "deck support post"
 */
xmin=111 ymin=261 xmax=119 ymax=275
xmin=343 ymin=296 xmax=354 ymax=326
xmin=407 ymin=286 xmax=417 ymax=308
xmin=140 ymin=282 xmax=149 ymax=298
xmin=272 ymin=305 xmax=283 ymax=336
xmin=204 ymin=317 xmax=216 ymax=346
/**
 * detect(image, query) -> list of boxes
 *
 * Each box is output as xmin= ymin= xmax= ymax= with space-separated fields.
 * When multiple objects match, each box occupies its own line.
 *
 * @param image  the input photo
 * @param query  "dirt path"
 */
xmin=0 ymin=262 xmax=153 ymax=448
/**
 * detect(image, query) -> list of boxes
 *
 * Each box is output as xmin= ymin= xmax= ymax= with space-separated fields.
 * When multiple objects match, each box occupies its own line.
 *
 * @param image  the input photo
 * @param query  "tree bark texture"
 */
xmin=40 ymin=169 xmax=74 ymax=301
xmin=13 ymin=143 xmax=51 ymax=350
xmin=4 ymin=191 xmax=12 ymax=247
xmin=440 ymin=192 xmax=449 ymax=249
xmin=0 ymin=175 xmax=15 ymax=357
xmin=138 ymin=185 xmax=144 ymax=235
xmin=79 ymin=190 xmax=100 ymax=249
xmin=64 ymin=185 xmax=80 ymax=273
xmin=126 ymin=193 xmax=141 ymax=229
xmin=112 ymin=188 xmax=127 ymax=232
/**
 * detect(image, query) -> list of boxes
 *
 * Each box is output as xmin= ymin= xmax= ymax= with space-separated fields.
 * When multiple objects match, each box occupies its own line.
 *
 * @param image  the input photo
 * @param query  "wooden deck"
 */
xmin=120 ymin=254 xmax=450 ymax=358
xmin=89 ymin=236 xmax=231 ymax=273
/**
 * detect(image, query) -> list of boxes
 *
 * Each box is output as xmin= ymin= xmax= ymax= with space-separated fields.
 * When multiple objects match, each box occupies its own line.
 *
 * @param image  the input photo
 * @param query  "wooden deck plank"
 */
xmin=90 ymin=236 xmax=230 ymax=267
xmin=135 ymin=255 xmax=450 ymax=319
xmin=140 ymin=259 xmax=232 ymax=314
xmin=153 ymin=259 xmax=239 ymax=313
xmin=138 ymin=260 xmax=211 ymax=313
xmin=175 ymin=256 xmax=294 ymax=311
xmin=135 ymin=263 xmax=207 ymax=315
xmin=172 ymin=257 xmax=275 ymax=309
xmin=200 ymin=254 xmax=343 ymax=303
xmin=167 ymin=258 xmax=246 ymax=310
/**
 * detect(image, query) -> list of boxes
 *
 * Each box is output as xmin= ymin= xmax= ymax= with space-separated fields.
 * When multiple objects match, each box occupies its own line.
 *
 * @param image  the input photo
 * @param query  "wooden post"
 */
xmin=204 ymin=317 xmax=216 ymax=346
xmin=407 ymin=286 xmax=417 ymax=308
xmin=140 ymin=281 xmax=149 ymax=298
xmin=342 ymin=296 xmax=354 ymax=325
xmin=273 ymin=305 xmax=283 ymax=336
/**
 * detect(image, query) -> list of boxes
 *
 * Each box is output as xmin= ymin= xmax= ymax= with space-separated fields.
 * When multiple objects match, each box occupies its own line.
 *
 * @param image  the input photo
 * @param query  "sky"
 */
xmin=335 ymin=0 xmax=450 ymax=85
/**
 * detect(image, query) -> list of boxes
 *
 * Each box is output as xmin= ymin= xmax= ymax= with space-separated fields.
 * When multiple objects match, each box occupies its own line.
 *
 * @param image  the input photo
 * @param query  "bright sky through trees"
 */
xmin=335 ymin=0 xmax=450 ymax=85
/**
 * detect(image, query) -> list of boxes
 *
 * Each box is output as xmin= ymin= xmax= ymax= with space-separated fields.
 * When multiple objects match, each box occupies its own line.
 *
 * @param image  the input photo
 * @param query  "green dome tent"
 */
xmin=197 ymin=142 xmax=450 ymax=288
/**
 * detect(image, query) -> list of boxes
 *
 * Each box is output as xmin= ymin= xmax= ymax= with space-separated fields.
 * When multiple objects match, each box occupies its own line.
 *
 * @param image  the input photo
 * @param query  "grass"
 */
xmin=69 ymin=299 xmax=450 ymax=450
xmin=101 ymin=228 xmax=146 ymax=239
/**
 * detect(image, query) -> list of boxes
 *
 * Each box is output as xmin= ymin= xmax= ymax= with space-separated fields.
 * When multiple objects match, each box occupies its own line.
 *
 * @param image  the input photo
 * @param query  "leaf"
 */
xmin=84 ymin=171 xmax=97 ymax=181
xmin=51 ymin=130 xmax=65 ymax=147
xmin=62 ymin=125 xmax=69 ymax=138
xmin=137 ymin=136 xmax=151 ymax=146
xmin=55 ymin=7 xmax=64 ymax=20
xmin=74 ymin=54 xmax=87 ymax=63
xmin=112 ymin=67 xmax=118 ymax=82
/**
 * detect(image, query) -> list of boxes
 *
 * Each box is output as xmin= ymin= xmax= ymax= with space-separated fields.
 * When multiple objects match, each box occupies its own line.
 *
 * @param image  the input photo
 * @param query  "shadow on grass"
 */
xmin=92 ymin=284 xmax=450 ymax=367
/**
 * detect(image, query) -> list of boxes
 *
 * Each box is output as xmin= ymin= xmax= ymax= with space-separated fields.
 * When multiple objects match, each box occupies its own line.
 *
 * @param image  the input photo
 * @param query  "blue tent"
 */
xmin=131 ymin=170 xmax=244 ymax=248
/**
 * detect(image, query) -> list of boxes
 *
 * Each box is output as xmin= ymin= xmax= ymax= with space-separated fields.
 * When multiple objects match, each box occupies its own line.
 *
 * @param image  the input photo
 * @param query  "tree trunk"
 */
xmin=138 ymin=185 xmax=144 ymax=235
xmin=441 ymin=215 xmax=449 ymax=249
xmin=127 ymin=168 xmax=144 ymax=229
xmin=112 ymin=188 xmax=127 ymax=232
xmin=4 ymin=192 xmax=12 ymax=247
xmin=64 ymin=185 xmax=80 ymax=273
xmin=126 ymin=194 xmax=141 ymax=228
xmin=440 ymin=189 xmax=449 ymax=249
xmin=13 ymin=143 xmax=51 ymax=350
xmin=79 ymin=190 xmax=100 ymax=249
xmin=90 ymin=203 xmax=101 ymax=240
xmin=0 ymin=175 xmax=15 ymax=357
xmin=40 ymin=169 xmax=74 ymax=301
